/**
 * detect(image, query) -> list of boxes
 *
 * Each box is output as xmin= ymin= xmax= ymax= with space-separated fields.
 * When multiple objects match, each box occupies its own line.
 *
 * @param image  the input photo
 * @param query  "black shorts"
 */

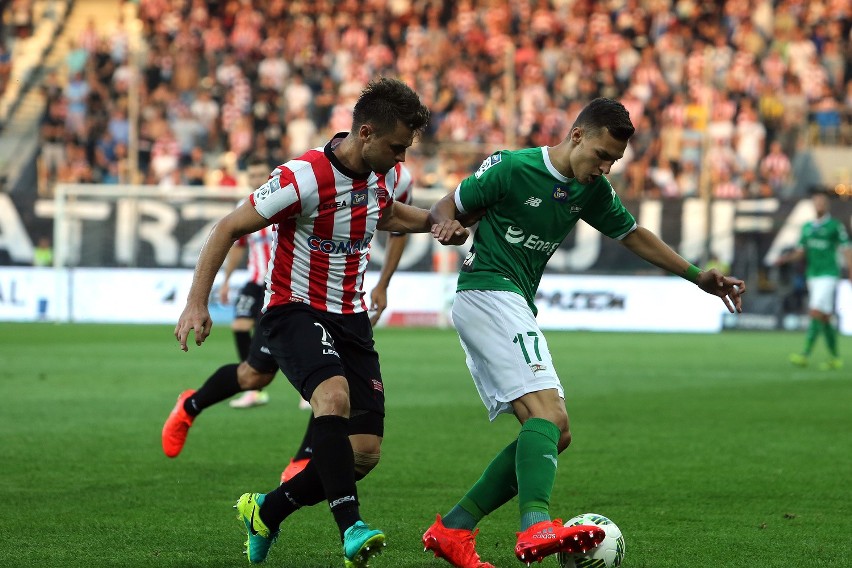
xmin=259 ymin=303 xmax=385 ymax=434
xmin=234 ymin=282 xmax=265 ymax=321
xmin=245 ymin=327 xmax=278 ymax=374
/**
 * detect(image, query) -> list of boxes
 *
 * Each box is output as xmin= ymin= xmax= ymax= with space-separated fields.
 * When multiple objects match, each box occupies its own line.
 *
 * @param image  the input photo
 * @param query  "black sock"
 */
xmin=294 ymin=414 xmax=315 ymax=460
xmin=312 ymin=415 xmax=360 ymax=538
xmin=234 ymin=331 xmax=251 ymax=361
xmin=183 ymin=364 xmax=241 ymax=417
xmin=260 ymin=461 xmax=326 ymax=529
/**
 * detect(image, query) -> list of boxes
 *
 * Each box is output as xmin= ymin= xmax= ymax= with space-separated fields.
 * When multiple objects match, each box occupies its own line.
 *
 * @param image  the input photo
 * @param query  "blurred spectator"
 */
xmin=760 ymin=141 xmax=792 ymax=194
xmin=648 ymin=160 xmax=679 ymax=198
xmin=811 ymin=85 xmax=842 ymax=144
xmin=0 ymin=43 xmax=11 ymax=95
xmin=33 ymin=237 xmax=53 ymax=267
xmin=10 ymin=0 xmax=34 ymax=40
xmin=712 ymin=170 xmax=743 ymax=200
xmin=64 ymin=39 xmax=87 ymax=78
xmin=675 ymin=161 xmax=700 ymax=198
xmin=734 ymin=100 xmax=766 ymax=172
xmin=39 ymin=99 xmax=66 ymax=190
xmin=182 ymin=146 xmax=208 ymax=186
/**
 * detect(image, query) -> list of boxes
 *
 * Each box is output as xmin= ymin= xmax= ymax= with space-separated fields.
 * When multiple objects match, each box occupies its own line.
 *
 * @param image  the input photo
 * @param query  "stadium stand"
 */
xmin=0 ymin=0 xmax=850 ymax=201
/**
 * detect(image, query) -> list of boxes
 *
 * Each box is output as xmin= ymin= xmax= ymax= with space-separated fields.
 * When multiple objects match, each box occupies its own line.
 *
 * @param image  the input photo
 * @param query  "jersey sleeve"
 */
xmin=393 ymin=164 xmax=413 ymax=206
xmin=388 ymin=165 xmax=414 ymax=237
xmin=249 ymin=167 xmax=302 ymax=222
xmin=457 ymin=151 xmax=510 ymax=214
xmin=580 ymin=177 xmax=637 ymax=239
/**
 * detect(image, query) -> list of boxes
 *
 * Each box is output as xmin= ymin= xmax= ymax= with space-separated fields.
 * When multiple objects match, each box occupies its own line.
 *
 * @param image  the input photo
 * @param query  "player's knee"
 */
xmin=353 ymin=450 xmax=381 ymax=479
xmin=236 ymin=361 xmax=274 ymax=390
xmin=313 ymin=384 xmax=351 ymax=417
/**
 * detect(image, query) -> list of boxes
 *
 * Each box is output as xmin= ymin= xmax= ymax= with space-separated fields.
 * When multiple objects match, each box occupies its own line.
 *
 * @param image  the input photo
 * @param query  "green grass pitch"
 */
xmin=0 ymin=323 xmax=849 ymax=567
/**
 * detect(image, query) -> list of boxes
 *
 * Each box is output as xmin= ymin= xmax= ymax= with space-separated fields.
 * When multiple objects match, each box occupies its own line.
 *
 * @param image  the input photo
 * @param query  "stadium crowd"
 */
xmin=37 ymin=0 xmax=852 ymax=199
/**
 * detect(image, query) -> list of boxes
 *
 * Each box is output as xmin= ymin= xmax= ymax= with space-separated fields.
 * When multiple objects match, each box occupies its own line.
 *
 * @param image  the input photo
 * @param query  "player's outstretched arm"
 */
xmin=378 ymin=201 xmax=469 ymax=245
xmin=620 ymin=226 xmax=746 ymax=313
xmin=774 ymin=247 xmax=804 ymax=266
xmin=175 ymin=203 xmax=269 ymax=351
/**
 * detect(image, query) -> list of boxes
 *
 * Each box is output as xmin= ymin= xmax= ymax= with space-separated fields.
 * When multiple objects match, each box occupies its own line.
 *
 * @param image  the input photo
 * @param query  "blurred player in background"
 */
xmin=219 ymin=156 xmax=276 ymax=409
xmin=776 ymin=192 xmax=851 ymax=370
xmin=173 ymin=78 xmax=469 ymax=567
xmin=423 ymin=98 xmax=746 ymax=568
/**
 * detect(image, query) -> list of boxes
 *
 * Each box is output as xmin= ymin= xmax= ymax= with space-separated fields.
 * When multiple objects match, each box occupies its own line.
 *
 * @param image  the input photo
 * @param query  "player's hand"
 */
xmin=174 ymin=303 xmax=212 ymax=351
xmin=696 ymin=269 xmax=746 ymax=314
xmin=431 ymin=220 xmax=469 ymax=246
xmin=218 ymin=282 xmax=230 ymax=304
xmin=369 ymin=285 xmax=388 ymax=326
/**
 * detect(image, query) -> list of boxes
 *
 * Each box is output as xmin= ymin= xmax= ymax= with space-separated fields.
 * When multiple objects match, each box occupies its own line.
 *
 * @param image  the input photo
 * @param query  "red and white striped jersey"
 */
xmin=250 ymin=133 xmax=413 ymax=314
xmin=388 ymin=164 xmax=413 ymax=237
xmin=236 ymin=222 xmax=274 ymax=285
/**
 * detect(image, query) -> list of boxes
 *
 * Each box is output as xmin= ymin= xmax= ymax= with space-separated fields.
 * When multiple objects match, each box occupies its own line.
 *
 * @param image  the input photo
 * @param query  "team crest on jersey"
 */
xmin=352 ymin=189 xmax=368 ymax=207
xmin=254 ymin=177 xmax=282 ymax=202
xmin=552 ymin=185 xmax=569 ymax=202
xmin=375 ymin=188 xmax=390 ymax=205
xmin=474 ymin=153 xmax=502 ymax=179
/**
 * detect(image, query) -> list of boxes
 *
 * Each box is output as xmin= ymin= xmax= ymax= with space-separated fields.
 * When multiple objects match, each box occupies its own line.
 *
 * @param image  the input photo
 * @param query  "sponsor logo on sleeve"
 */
xmin=474 ymin=153 xmax=502 ymax=179
xmin=254 ymin=177 xmax=282 ymax=202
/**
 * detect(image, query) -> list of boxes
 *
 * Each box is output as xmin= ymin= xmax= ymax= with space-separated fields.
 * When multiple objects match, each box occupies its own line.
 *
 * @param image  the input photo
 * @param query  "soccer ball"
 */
xmin=557 ymin=513 xmax=625 ymax=568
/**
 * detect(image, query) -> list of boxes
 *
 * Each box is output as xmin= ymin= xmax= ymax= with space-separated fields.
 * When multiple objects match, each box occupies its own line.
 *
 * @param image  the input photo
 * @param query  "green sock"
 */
xmin=516 ymin=418 xmax=561 ymax=530
xmin=804 ymin=318 xmax=820 ymax=355
xmin=444 ymin=440 xmax=519 ymax=530
xmin=823 ymin=320 xmax=838 ymax=357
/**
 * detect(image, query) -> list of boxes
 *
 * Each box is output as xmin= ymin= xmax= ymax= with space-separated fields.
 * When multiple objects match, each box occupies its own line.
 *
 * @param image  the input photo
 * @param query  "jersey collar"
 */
xmin=325 ymin=132 xmax=371 ymax=180
xmin=541 ymin=146 xmax=570 ymax=182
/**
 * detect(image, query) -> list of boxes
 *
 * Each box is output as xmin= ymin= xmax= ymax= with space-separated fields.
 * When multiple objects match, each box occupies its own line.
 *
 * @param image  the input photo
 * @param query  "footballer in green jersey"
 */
xmin=454 ymin=146 xmax=637 ymax=315
xmin=778 ymin=192 xmax=852 ymax=370
xmin=424 ymin=98 xmax=746 ymax=567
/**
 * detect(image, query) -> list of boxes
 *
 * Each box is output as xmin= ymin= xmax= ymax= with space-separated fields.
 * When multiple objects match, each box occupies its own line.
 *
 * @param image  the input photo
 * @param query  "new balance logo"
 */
xmin=543 ymin=454 xmax=558 ymax=468
xmin=524 ymin=197 xmax=543 ymax=207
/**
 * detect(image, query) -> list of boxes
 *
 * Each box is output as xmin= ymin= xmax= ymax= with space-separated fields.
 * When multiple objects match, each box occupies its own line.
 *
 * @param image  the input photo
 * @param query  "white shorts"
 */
xmin=807 ymin=276 xmax=838 ymax=314
xmin=451 ymin=289 xmax=563 ymax=421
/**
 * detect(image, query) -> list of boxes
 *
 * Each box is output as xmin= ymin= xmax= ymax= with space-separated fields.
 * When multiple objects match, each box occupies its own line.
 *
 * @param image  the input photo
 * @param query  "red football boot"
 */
xmin=161 ymin=389 xmax=196 ymax=458
xmin=514 ymin=520 xmax=604 ymax=565
xmin=422 ymin=515 xmax=495 ymax=568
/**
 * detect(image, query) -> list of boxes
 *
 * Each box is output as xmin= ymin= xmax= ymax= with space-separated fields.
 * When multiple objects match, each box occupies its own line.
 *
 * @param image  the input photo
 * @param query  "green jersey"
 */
xmin=456 ymin=147 xmax=636 ymax=314
xmin=798 ymin=216 xmax=850 ymax=277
